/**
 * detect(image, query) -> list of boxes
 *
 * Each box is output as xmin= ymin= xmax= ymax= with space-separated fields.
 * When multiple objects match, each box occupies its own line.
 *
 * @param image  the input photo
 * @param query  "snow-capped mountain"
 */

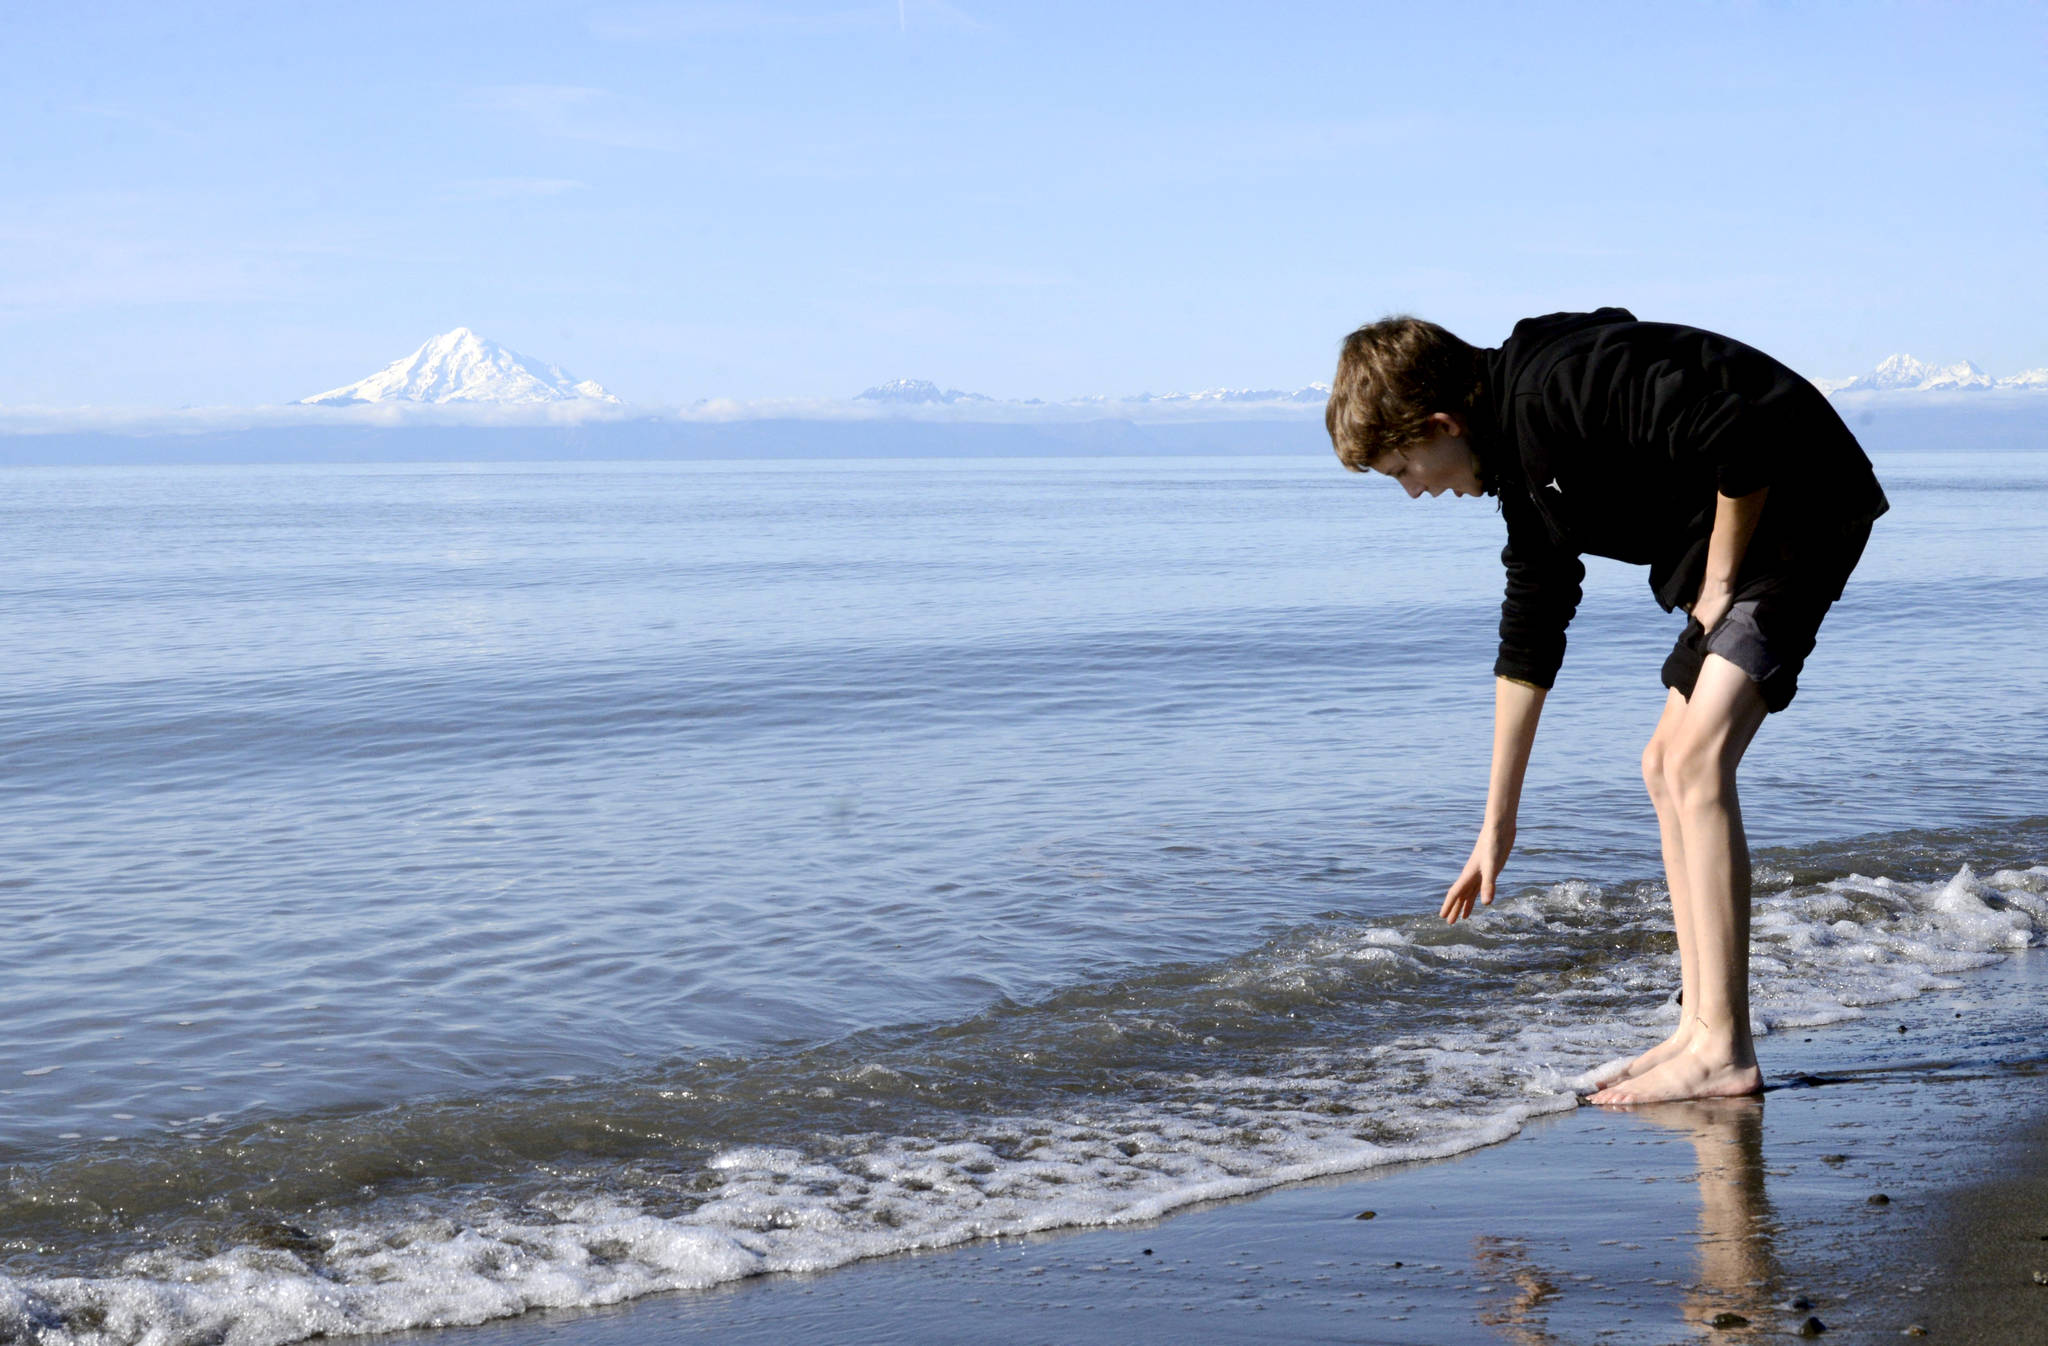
xmin=1818 ymin=355 xmax=2045 ymax=396
xmin=856 ymin=379 xmax=993 ymax=405
xmin=301 ymin=328 xmax=620 ymax=406
xmin=1996 ymin=367 xmax=2048 ymax=390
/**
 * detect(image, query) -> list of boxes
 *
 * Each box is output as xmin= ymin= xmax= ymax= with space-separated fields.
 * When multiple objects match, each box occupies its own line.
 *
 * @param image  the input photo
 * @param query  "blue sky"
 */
xmin=5 ymin=1 xmax=2043 ymax=407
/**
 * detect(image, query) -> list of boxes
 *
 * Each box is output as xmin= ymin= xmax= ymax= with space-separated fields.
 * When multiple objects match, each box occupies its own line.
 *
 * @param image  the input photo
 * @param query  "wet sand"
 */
xmin=1895 ymin=1070 xmax=2048 ymax=1342
xmin=389 ymin=951 xmax=2048 ymax=1346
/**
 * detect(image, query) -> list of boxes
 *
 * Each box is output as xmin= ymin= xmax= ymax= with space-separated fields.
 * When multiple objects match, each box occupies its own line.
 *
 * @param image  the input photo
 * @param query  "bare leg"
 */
xmin=1593 ymin=690 xmax=1702 ymax=1088
xmin=1592 ymin=655 xmax=1769 ymax=1105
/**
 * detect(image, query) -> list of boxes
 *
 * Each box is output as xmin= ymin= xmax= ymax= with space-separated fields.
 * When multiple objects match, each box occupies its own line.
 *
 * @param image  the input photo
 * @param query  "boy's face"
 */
xmin=1376 ymin=415 xmax=1483 ymax=499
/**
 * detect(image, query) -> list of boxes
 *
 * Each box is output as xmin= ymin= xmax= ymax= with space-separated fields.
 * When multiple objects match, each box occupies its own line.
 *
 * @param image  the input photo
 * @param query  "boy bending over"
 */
xmin=1326 ymin=308 xmax=1887 ymax=1105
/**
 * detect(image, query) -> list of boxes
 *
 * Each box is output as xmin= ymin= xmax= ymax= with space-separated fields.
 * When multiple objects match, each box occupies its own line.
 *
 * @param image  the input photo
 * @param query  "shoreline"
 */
xmin=372 ymin=950 xmax=2048 ymax=1346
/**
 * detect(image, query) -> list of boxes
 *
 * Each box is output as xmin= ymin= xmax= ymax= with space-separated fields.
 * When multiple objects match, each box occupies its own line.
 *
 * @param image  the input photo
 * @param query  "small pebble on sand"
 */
xmin=1821 ymin=1154 xmax=1849 ymax=1164
xmin=1868 ymin=1193 xmax=1891 ymax=1205
xmin=1354 ymin=1210 xmax=1376 ymax=1220
xmin=1902 ymin=1326 xmax=1928 ymax=1337
xmin=1709 ymin=1311 xmax=1750 ymax=1329
xmin=2033 ymin=1269 xmax=2048 ymax=1286
xmin=1798 ymin=1317 xmax=1828 ymax=1336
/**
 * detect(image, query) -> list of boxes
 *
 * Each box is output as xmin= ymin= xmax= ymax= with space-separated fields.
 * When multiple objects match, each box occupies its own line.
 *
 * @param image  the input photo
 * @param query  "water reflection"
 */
xmin=1667 ymin=1098 xmax=1784 ymax=1332
xmin=1477 ymin=1098 xmax=1783 ymax=1342
xmin=1474 ymin=1233 xmax=1568 ymax=1344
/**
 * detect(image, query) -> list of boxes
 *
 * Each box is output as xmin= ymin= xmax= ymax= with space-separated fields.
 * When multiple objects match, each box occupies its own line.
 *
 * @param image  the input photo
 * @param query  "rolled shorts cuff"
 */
xmin=1661 ymin=601 xmax=1804 ymax=713
xmin=1660 ymin=514 xmax=1872 ymax=714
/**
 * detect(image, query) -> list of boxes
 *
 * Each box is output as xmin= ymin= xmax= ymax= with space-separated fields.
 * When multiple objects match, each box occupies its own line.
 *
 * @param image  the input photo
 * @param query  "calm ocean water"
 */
xmin=3 ymin=448 xmax=2045 ymax=1344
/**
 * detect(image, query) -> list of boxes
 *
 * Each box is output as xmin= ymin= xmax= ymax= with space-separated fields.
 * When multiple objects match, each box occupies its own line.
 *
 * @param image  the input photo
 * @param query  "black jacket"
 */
xmin=1475 ymin=309 xmax=1888 ymax=689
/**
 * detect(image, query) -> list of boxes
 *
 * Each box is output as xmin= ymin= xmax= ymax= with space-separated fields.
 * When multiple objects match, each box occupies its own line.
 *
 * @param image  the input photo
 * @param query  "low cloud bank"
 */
xmin=3 ymin=382 xmax=2041 ymax=466
xmin=0 ymin=415 xmax=1335 ymax=468
xmin=0 ymin=392 xmax=1331 ymax=439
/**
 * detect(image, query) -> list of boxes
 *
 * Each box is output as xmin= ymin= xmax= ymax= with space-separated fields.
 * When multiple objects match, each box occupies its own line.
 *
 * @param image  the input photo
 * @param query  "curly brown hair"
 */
xmin=1325 ymin=316 xmax=1485 ymax=472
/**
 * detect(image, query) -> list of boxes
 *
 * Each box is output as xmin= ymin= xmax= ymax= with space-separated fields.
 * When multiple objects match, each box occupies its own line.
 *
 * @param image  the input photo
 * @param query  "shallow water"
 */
xmin=1 ymin=449 xmax=2044 ymax=1344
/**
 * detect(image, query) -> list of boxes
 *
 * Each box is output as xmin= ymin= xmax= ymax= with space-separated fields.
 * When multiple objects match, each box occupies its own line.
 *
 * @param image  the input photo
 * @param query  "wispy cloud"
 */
xmin=846 ymin=260 xmax=1074 ymax=289
xmin=470 ymin=85 xmax=687 ymax=152
xmin=588 ymin=0 xmax=983 ymax=39
xmin=440 ymin=177 xmax=591 ymax=201
xmin=70 ymin=101 xmax=194 ymax=140
xmin=591 ymin=2 xmax=883 ymax=38
xmin=0 ymin=201 xmax=302 ymax=314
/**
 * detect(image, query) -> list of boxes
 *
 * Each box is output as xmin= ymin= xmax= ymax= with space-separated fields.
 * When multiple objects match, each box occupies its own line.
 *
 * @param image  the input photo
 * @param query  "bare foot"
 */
xmin=1591 ymin=1021 xmax=1698 ymax=1090
xmin=1587 ymin=1044 xmax=1762 ymax=1106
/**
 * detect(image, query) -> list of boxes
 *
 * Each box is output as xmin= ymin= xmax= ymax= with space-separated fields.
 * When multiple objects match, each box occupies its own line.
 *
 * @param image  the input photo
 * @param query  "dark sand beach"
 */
xmin=1907 ymin=1071 xmax=2048 ymax=1344
xmin=380 ymin=952 xmax=2048 ymax=1346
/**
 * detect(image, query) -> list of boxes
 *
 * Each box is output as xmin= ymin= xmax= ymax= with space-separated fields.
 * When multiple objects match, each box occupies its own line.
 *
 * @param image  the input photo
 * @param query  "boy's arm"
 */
xmin=1691 ymin=486 xmax=1771 ymax=633
xmin=1442 ymin=675 xmax=1547 ymax=924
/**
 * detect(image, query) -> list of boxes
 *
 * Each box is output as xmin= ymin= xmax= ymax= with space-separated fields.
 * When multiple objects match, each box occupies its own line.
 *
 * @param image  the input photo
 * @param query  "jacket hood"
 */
xmin=1499 ymin=307 xmax=1638 ymax=355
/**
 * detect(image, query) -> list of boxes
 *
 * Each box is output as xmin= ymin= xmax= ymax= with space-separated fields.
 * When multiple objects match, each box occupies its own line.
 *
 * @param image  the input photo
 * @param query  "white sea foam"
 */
xmin=1745 ymin=865 xmax=2047 ymax=1031
xmin=0 ymin=1094 xmax=1568 ymax=1346
xmin=3 ymin=864 xmax=2042 ymax=1346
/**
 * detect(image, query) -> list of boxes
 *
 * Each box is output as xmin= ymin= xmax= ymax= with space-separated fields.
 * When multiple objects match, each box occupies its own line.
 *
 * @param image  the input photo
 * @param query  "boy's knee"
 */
xmin=1641 ymin=739 xmax=1673 ymax=804
xmin=1664 ymin=734 xmax=1731 ymax=811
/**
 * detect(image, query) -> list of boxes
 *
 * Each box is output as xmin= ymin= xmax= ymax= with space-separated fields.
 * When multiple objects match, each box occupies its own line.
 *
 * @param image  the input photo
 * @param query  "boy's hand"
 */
xmin=1692 ymin=582 xmax=1735 ymax=635
xmin=1692 ymin=487 xmax=1767 ymax=634
xmin=1441 ymin=822 xmax=1514 ymax=923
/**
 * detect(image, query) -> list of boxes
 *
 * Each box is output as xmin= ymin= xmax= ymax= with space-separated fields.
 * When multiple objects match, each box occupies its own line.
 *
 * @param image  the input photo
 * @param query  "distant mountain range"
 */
xmin=856 ymin=378 xmax=993 ymax=405
xmin=291 ymin=329 xmax=2046 ymax=414
xmin=297 ymin=334 xmax=1335 ymax=411
xmin=1817 ymin=354 xmax=2048 ymax=396
xmin=301 ymin=328 xmax=619 ymax=406
xmin=17 ymin=334 xmax=2048 ymax=463
xmin=857 ymin=378 xmax=1332 ymax=407
xmin=1107 ymin=384 xmax=1331 ymax=406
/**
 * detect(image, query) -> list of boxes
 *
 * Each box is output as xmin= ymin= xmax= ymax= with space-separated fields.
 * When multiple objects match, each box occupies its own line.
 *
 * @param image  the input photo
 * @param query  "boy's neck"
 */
xmin=1467 ymin=348 xmax=1512 ymax=496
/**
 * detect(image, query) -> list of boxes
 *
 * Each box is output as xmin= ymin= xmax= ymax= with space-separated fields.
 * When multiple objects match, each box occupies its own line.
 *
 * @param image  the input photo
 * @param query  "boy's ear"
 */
xmin=1426 ymin=411 xmax=1468 ymax=438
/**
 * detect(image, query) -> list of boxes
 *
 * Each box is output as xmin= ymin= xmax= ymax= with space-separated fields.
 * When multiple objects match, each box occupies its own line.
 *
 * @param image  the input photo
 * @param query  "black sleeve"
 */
xmin=1494 ymin=486 xmax=1584 ymax=689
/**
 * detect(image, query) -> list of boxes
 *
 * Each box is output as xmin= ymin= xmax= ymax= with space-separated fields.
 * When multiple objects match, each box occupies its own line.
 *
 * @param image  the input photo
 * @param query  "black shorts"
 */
xmin=1660 ymin=518 xmax=1872 ymax=714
